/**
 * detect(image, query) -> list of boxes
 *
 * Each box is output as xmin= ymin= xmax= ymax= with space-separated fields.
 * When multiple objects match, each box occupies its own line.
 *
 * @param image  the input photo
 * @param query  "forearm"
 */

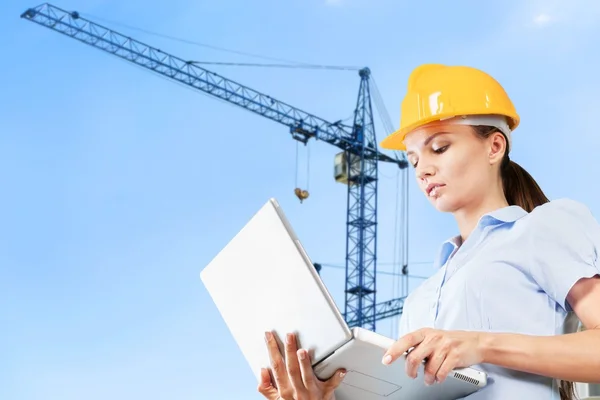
xmin=480 ymin=329 xmax=600 ymax=383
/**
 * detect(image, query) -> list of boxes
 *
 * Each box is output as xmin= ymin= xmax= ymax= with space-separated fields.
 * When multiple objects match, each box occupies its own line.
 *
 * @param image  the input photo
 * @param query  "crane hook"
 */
xmin=294 ymin=188 xmax=309 ymax=203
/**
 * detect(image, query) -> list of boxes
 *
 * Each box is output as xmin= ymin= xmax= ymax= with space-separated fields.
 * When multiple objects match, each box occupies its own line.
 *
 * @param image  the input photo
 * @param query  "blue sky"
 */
xmin=1 ymin=0 xmax=599 ymax=399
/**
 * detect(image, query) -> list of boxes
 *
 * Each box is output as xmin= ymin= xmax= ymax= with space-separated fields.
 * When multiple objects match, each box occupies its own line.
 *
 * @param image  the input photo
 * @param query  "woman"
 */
xmin=257 ymin=64 xmax=600 ymax=400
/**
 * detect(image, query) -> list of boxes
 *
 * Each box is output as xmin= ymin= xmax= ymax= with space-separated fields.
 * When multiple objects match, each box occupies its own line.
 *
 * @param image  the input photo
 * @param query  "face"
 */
xmin=403 ymin=122 xmax=505 ymax=213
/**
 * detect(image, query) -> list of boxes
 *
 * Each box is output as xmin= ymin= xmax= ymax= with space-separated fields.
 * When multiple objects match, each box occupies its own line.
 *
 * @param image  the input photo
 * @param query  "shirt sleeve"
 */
xmin=397 ymin=307 xmax=410 ymax=336
xmin=527 ymin=198 xmax=600 ymax=312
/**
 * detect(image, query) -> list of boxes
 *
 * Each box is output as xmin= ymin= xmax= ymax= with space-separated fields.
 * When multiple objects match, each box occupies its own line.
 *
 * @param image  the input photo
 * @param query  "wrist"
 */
xmin=477 ymin=331 xmax=497 ymax=364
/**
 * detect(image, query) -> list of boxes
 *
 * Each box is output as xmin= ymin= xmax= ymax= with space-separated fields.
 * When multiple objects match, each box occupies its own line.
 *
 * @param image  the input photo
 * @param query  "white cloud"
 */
xmin=453 ymin=0 xmax=600 ymax=60
xmin=532 ymin=13 xmax=553 ymax=27
xmin=525 ymin=0 xmax=600 ymax=30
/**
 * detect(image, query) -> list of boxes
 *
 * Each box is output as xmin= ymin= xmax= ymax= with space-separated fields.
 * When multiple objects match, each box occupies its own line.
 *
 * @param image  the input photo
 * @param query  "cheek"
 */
xmin=450 ymin=158 xmax=490 ymax=194
xmin=441 ymin=156 xmax=470 ymax=183
xmin=442 ymin=153 xmax=489 ymax=193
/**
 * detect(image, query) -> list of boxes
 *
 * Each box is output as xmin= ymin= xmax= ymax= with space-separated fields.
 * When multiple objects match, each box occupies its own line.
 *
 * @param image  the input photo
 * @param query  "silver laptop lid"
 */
xmin=200 ymin=198 xmax=353 ymax=380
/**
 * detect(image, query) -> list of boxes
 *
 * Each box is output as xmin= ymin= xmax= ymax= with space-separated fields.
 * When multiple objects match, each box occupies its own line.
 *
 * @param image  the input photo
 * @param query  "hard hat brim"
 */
xmin=380 ymin=113 xmax=520 ymax=152
xmin=380 ymin=128 xmax=406 ymax=151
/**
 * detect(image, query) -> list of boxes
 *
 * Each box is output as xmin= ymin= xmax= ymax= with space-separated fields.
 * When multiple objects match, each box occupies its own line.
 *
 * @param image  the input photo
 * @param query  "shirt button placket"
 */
xmin=430 ymin=283 xmax=441 ymax=324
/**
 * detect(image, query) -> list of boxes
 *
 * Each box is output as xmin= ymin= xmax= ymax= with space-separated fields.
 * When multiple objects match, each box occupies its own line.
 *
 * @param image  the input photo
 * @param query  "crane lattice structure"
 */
xmin=21 ymin=3 xmax=409 ymax=331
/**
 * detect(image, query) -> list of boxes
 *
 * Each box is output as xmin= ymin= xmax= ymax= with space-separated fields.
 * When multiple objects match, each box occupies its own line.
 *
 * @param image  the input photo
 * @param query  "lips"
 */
xmin=426 ymin=183 xmax=445 ymax=197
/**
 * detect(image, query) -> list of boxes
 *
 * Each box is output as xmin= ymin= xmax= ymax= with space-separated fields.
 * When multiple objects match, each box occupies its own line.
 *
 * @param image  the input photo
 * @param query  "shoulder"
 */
xmin=529 ymin=198 xmax=595 ymax=219
xmin=522 ymin=198 xmax=600 ymax=261
xmin=524 ymin=198 xmax=599 ymax=233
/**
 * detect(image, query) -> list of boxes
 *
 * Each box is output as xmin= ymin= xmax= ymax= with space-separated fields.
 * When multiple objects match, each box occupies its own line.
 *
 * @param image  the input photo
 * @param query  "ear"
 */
xmin=488 ymin=131 xmax=507 ymax=166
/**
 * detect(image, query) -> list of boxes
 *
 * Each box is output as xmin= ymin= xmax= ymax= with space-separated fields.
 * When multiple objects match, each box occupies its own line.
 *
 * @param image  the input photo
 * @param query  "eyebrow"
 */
xmin=405 ymin=131 xmax=451 ymax=157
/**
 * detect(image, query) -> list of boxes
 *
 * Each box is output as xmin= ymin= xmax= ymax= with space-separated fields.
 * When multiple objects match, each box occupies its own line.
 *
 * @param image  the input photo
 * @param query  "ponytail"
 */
xmin=500 ymin=158 xmax=549 ymax=212
xmin=472 ymin=125 xmax=550 ymax=213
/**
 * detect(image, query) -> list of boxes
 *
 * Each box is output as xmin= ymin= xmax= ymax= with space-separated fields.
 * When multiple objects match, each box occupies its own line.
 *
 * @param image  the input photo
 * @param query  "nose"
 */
xmin=416 ymin=160 xmax=435 ymax=181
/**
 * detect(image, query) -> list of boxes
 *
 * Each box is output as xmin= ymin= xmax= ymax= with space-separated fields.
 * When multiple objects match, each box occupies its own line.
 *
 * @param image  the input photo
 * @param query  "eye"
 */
xmin=407 ymin=156 xmax=418 ymax=168
xmin=433 ymin=145 xmax=449 ymax=154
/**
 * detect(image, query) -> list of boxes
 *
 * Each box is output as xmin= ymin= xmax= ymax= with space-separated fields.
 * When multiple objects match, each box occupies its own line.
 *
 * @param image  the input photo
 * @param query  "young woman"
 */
xmin=257 ymin=64 xmax=600 ymax=400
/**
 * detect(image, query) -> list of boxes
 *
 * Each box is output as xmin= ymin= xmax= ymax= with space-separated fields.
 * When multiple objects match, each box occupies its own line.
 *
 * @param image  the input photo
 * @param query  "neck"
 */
xmin=453 ymin=194 xmax=509 ymax=242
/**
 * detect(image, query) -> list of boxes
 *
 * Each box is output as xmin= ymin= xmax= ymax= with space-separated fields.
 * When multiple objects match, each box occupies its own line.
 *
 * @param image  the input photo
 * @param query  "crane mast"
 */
xmin=21 ymin=3 xmax=409 ymax=331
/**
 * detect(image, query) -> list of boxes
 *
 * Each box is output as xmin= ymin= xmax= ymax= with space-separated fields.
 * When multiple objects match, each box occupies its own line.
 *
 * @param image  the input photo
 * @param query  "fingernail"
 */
xmin=265 ymin=331 xmax=273 ymax=342
xmin=286 ymin=333 xmax=294 ymax=344
xmin=297 ymin=349 xmax=306 ymax=360
xmin=382 ymin=355 xmax=392 ymax=365
xmin=340 ymin=371 xmax=346 ymax=378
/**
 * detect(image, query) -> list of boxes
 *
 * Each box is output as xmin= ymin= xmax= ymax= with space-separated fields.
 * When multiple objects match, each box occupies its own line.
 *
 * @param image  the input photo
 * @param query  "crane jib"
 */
xmin=21 ymin=2 xmax=409 ymax=331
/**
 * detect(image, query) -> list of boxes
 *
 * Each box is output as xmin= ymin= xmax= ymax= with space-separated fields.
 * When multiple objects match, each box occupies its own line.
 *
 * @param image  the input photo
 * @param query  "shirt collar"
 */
xmin=433 ymin=205 xmax=528 ymax=269
xmin=482 ymin=205 xmax=528 ymax=225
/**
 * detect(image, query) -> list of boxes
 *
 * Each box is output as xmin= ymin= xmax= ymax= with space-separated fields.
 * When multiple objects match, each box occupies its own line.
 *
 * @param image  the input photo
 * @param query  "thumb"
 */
xmin=257 ymin=368 xmax=278 ymax=398
xmin=325 ymin=369 xmax=347 ymax=390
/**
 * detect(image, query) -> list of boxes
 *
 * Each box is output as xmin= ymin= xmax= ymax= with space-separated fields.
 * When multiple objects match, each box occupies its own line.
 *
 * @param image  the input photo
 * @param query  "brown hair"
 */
xmin=472 ymin=126 xmax=549 ymax=212
xmin=473 ymin=126 xmax=574 ymax=400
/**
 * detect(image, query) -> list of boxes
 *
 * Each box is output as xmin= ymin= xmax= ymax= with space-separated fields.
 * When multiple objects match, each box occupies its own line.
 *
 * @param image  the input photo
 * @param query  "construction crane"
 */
xmin=21 ymin=3 xmax=409 ymax=332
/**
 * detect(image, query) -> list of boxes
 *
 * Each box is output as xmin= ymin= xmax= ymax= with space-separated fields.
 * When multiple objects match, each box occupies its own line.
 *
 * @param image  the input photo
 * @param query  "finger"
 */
xmin=265 ymin=331 xmax=292 ymax=397
xmin=297 ymin=348 xmax=319 ymax=392
xmin=285 ymin=333 xmax=307 ymax=396
xmin=257 ymin=368 xmax=279 ymax=399
xmin=324 ymin=368 xmax=347 ymax=392
xmin=382 ymin=329 xmax=428 ymax=365
xmin=423 ymin=350 xmax=446 ymax=386
xmin=434 ymin=354 xmax=458 ymax=384
xmin=404 ymin=342 xmax=433 ymax=379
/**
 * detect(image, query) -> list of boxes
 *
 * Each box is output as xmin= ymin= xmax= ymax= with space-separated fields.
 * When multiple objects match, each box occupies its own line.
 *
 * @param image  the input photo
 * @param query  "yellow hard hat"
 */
xmin=380 ymin=64 xmax=520 ymax=151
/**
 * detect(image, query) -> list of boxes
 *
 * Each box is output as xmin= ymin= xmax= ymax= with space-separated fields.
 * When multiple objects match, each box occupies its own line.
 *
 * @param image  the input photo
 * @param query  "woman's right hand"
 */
xmin=257 ymin=331 xmax=346 ymax=400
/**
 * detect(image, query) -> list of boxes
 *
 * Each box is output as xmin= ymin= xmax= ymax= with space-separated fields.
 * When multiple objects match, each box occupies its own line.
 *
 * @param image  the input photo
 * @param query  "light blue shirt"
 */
xmin=398 ymin=198 xmax=600 ymax=399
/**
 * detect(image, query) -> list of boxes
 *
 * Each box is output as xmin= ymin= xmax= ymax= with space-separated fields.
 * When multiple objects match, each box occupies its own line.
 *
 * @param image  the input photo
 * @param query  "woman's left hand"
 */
xmin=381 ymin=328 xmax=485 ymax=386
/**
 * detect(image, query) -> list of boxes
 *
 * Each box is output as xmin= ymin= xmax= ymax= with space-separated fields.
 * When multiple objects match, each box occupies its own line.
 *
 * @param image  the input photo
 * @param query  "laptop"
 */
xmin=200 ymin=198 xmax=488 ymax=399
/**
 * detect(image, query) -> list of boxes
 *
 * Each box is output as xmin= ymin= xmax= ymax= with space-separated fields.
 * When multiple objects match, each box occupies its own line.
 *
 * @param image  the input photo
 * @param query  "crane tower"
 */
xmin=21 ymin=3 xmax=409 ymax=331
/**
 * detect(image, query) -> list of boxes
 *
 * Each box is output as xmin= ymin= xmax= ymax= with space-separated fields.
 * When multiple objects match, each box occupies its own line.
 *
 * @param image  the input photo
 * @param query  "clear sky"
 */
xmin=1 ymin=0 xmax=599 ymax=399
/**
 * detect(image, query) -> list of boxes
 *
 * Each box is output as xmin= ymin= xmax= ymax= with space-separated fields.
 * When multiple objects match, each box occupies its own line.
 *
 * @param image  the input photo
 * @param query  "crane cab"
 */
xmin=334 ymin=151 xmax=361 ymax=185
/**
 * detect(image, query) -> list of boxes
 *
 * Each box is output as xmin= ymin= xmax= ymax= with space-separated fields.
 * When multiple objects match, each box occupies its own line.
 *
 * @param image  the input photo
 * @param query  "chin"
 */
xmin=428 ymin=196 xmax=461 ymax=213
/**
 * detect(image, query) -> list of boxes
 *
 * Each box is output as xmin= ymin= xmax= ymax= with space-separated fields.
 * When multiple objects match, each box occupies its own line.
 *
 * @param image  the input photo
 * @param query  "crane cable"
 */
xmin=78 ymin=12 xmax=361 ymax=71
xmin=294 ymin=141 xmax=310 ymax=203
xmin=189 ymin=61 xmax=358 ymax=70
xmin=370 ymin=76 xmax=411 ymax=338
